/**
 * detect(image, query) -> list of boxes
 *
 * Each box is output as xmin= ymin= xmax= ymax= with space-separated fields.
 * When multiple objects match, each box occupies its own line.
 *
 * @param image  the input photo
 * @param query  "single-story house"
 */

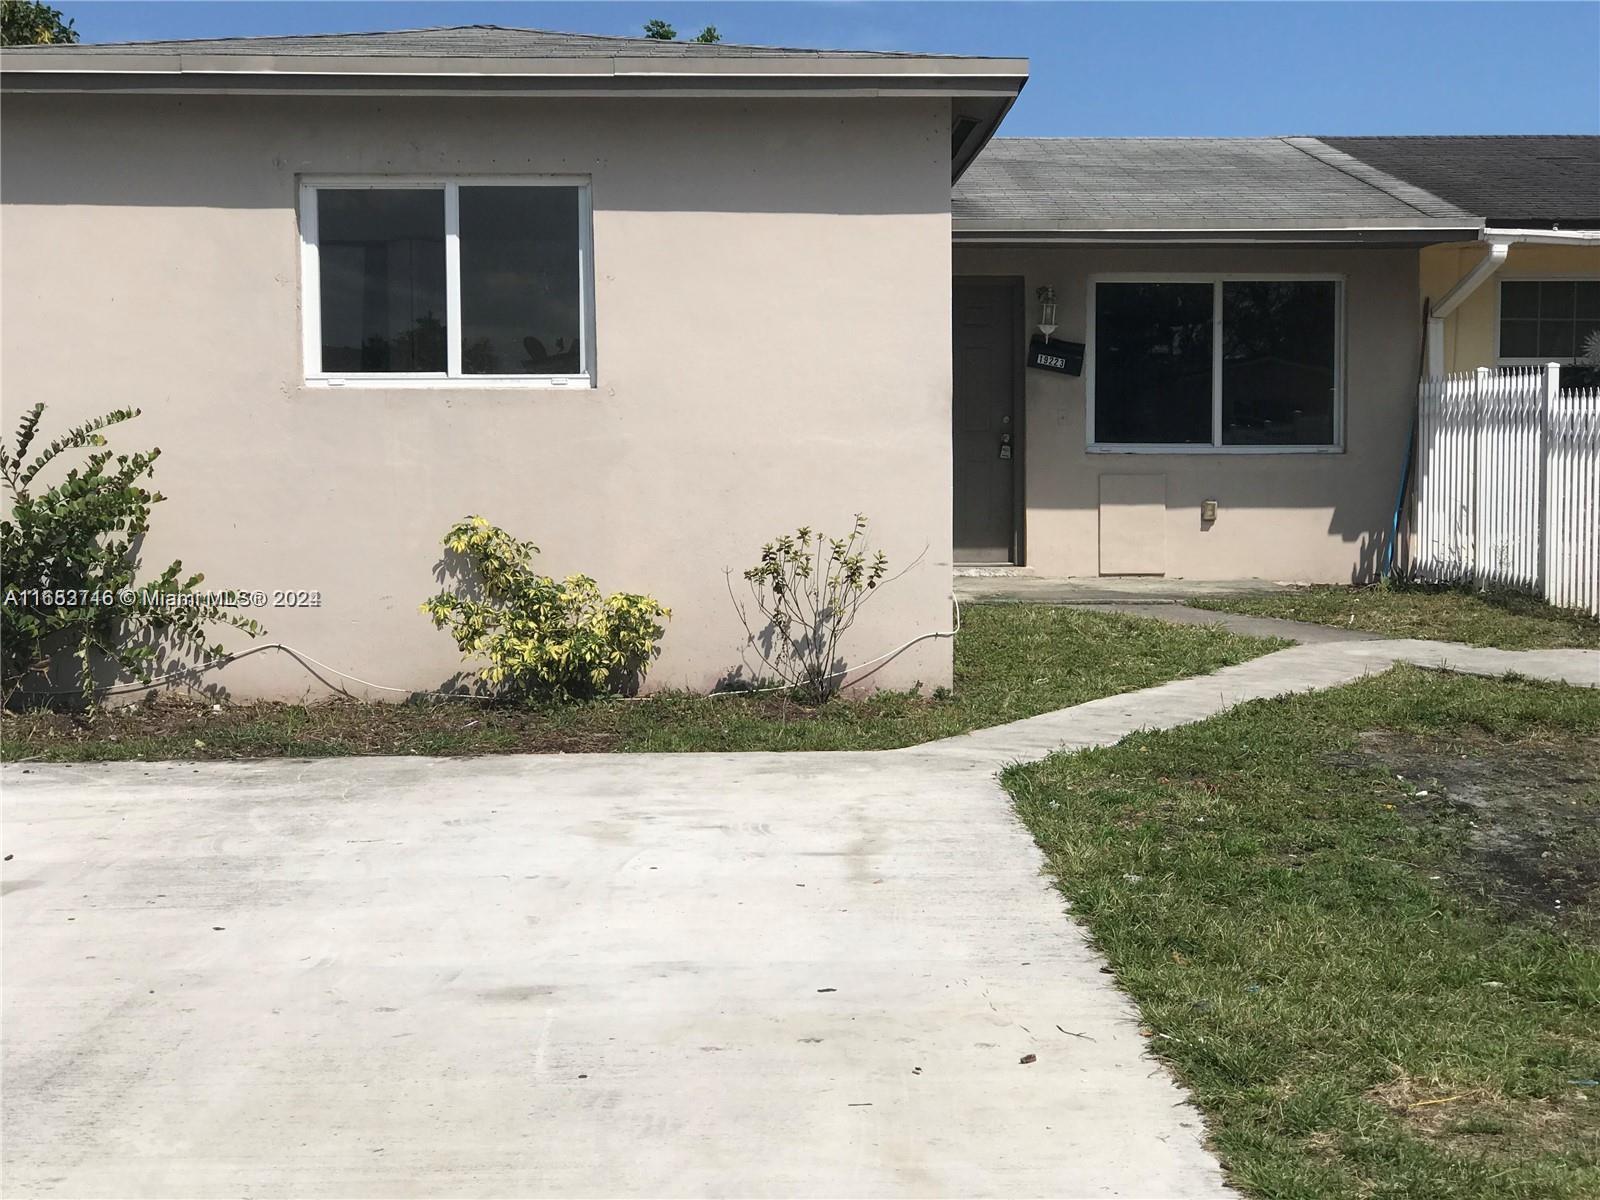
xmin=2 ymin=26 xmax=1597 ymax=699
xmin=950 ymin=134 xmax=1599 ymax=575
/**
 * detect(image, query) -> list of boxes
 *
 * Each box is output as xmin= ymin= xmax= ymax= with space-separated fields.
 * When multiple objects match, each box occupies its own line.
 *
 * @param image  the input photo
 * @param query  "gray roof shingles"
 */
xmin=1 ymin=24 xmax=970 ymax=60
xmin=14 ymin=28 xmax=1588 ymax=229
xmin=1321 ymin=136 xmax=1600 ymax=225
xmin=953 ymin=137 xmax=1476 ymax=229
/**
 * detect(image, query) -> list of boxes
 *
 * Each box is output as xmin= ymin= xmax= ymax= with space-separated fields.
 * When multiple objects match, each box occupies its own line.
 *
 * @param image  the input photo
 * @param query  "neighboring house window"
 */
xmin=300 ymin=178 xmax=594 ymax=386
xmin=1498 ymin=279 xmax=1600 ymax=368
xmin=1089 ymin=277 xmax=1342 ymax=451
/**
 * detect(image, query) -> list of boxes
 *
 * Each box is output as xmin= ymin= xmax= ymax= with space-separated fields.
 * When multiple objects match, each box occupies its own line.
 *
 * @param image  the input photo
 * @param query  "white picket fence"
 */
xmin=1412 ymin=364 xmax=1600 ymax=617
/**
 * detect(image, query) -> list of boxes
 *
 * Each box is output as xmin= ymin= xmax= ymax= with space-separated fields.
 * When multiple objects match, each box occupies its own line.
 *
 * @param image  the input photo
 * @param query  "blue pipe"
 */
xmin=1382 ymin=300 xmax=1430 ymax=581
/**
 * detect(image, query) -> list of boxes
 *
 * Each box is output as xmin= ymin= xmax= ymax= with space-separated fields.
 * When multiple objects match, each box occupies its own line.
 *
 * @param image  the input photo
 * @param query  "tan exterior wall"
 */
xmin=1421 ymin=241 xmax=1600 ymax=373
xmin=1 ymin=94 xmax=955 ymax=699
xmin=953 ymin=244 xmax=1423 ymax=582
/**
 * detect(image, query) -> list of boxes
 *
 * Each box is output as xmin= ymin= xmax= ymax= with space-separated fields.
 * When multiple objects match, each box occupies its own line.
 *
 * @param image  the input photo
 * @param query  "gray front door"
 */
xmin=953 ymin=279 xmax=1019 ymax=563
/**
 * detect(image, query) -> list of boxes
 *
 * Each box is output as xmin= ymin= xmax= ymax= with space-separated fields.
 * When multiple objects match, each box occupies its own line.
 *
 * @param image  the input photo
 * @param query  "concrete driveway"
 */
xmin=2 ymin=750 xmax=1230 ymax=1198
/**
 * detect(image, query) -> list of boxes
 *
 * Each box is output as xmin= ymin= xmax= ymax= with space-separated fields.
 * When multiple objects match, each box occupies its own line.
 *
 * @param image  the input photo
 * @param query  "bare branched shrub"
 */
xmin=731 ymin=515 xmax=888 ymax=703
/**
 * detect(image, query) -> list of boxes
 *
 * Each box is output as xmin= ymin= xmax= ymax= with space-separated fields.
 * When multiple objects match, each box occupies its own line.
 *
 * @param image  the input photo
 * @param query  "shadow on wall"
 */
xmin=1349 ymin=530 xmax=1388 ymax=585
xmin=1024 ymin=467 xmax=1411 ymax=584
xmin=0 ymin=94 xmax=951 ymax=216
xmin=711 ymin=633 xmax=849 ymax=699
xmin=12 ymin=626 xmax=235 ymax=710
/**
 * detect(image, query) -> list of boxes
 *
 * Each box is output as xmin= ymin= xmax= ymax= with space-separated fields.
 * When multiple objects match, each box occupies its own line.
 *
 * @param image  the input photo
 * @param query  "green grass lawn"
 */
xmin=1191 ymin=583 xmax=1600 ymax=650
xmin=1007 ymin=665 xmax=1600 ymax=1199
xmin=0 ymin=605 xmax=1283 ymax=761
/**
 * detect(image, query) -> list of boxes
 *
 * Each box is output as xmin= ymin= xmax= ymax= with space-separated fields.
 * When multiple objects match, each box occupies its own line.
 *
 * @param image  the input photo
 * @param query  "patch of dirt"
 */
xmin=1 ymin=696 xmax=632 ymax=757
xmin=0 ymin=690 xmax=897 ymax=760
xmin=1337 ymin=731 xmax=1600 ymax=934
xmin=1367 ymin=1070 xmax=1595 ymax=1154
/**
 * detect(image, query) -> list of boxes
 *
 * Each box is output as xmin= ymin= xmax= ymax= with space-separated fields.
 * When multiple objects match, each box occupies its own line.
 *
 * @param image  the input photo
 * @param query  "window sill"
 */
xmin=306 ymin=375 xmax=594 ymax=391
xmin=1088 ymin=443 xmax=1344 ymax=456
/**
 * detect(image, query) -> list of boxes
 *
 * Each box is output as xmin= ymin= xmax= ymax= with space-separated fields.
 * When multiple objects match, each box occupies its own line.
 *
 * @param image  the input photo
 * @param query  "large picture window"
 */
xmin=1090 ymin=277 xmax=1342 ymax=451
xmin=300 ymin=178 xmax=593 ymax=386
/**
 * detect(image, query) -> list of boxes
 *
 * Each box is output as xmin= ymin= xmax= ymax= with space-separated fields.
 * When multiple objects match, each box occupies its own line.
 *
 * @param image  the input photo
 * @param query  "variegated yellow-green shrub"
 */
xmin=422 ymin=516 xmax=669 ymax=702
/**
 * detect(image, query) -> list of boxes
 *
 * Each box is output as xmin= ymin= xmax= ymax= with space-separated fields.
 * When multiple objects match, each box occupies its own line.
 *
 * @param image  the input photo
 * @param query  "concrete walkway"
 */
xmin=1078 ymin=600 xmax=1384 ymax=645
xmin=4 ymin=635 xmax=1595 ymax=1198
xmin=916 ymin=637 xmax=1598 ymax=768
xmin=954 ymin=574 xmax=1290 ymax=605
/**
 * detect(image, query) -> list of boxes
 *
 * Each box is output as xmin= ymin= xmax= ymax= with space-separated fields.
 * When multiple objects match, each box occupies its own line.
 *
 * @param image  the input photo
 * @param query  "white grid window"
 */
xmin=300 ymin=178 xmax=595 ymax=388
xmin=1497 ymin=279 xmax=1600 ymax=366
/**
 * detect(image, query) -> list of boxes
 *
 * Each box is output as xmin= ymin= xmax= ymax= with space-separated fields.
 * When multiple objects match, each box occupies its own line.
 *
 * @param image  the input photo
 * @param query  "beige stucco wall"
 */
xmin=1421 ymin=241 xmax=1600 ymax=373
xmin=953 ymin=244 xmax=1423 ymax=582
xmin=2 ymin=93 xmax=955 ymax=699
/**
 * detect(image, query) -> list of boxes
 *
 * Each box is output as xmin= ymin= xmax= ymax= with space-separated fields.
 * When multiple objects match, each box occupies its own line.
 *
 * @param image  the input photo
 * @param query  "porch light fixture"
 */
xmin=1036 ymin=285 xmax=1058 ymax=342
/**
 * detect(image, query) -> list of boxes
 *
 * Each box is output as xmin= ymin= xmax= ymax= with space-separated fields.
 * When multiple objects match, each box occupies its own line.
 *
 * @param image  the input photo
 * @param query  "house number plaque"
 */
xmin=1028 ymin=337 xmax=1083 ymax=375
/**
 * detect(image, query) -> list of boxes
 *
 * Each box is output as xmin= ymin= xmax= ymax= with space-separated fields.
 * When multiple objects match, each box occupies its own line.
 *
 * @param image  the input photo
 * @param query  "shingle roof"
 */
xmin=953 ymin=137 xmax=1476 ymax=232
xmin=1320 ymin=136 xmax=1600 ymax=226
xmin=2 ymin=24 xmax=968 ymax=60
xmin=1 ymin=24 xmax=1028 ymax=186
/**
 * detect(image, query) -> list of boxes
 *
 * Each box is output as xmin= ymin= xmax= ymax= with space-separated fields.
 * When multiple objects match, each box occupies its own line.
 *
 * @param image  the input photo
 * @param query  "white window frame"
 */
xmin=1085 ymin=273 xmax=1346 ymax=454
xmin=299 ymin=175 xmax=596 ymax=389
xmin=1493 ymin=275 xmax=1600 ymax=367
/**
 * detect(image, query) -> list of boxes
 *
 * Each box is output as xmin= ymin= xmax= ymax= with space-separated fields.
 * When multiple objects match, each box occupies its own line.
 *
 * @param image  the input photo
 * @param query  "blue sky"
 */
xmin=62 ymin=2 xmax=1600 ymax=136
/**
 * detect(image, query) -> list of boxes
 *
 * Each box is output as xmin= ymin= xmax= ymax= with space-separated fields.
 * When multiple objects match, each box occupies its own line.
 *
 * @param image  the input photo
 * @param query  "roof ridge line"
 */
xmin=1282 ymin=136 xmax=1470 ymax=221
xmin=1318 ymin=133 xmax=1600 ymax=141
xmin=71 ymin=23 xmax=501 ymax=49
xmin=47 ymin=23 xmax=981 ymax=60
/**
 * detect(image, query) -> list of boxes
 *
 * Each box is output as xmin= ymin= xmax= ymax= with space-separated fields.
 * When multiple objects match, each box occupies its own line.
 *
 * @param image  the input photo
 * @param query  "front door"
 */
xmin=953 ymin=279 xmax=1020 ymax=563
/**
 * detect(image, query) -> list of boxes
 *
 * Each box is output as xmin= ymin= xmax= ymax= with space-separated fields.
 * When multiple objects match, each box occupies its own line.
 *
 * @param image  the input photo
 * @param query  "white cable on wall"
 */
xmin=14 ymin=598 xmax=963 ymax=704
xmin=709 ymin=596 xmax=962 ymax=698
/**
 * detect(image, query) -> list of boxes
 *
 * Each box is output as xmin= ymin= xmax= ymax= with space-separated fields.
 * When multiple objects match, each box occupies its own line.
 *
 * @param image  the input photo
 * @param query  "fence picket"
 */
xmin=1410 ymin=366 xmax=1600 ymax=617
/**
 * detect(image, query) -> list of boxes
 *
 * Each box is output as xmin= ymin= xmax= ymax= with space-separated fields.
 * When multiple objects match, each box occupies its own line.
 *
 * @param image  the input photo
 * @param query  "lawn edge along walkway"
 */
xmin=911 ymin=637 xmax=1599 ymax=769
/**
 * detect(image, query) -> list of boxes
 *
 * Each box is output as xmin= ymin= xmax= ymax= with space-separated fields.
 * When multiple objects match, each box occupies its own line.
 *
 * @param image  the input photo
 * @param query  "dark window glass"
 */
xmin=1539 ymin=320 xmax=1576 ymax=359
xmin=1499 ymin=280 xmax=1600 ymax=363
xmin=459 ymin=186 xmax=581 ymax=375
xmin=1094 ymin=283 xmax=1213 ymax=443
xmin=1539 ymin=281 xmax=1576 ymax=318
xmin=1576 ymin=281 xmax=1600 ymax=319
xmin=1500 ymin=281 xmax=1539 ymax=319
xmin=1221 ymin=281 xmax=1337 ymax=446
xmin=318 ymin=189 xmax=446 ymax=373
xmin=1500 ymin=319 xmax=1540 ymax=358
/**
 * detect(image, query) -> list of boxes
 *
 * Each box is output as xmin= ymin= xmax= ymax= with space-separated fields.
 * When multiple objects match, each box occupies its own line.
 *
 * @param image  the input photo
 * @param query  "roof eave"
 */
xmin=1483 ymin=218 xmax=1600 ymax=232
xmin=0 ymin=48 xmax=1029 ymax=84
xmin=950 ymin=87 xmax=1024 ymax=184
xmin=0 ymin=73 xmax=1025 ymax=102
xmin=952 ymin=220 xmax=1485 ymax=246
xmin=1 ymin=50 xmax=1029 ymax=184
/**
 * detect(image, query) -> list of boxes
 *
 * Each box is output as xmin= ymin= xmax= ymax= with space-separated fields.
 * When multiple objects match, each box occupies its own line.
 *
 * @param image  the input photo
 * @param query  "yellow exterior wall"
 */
xmin=1421 ymin=242 xmax=1600 ymax=373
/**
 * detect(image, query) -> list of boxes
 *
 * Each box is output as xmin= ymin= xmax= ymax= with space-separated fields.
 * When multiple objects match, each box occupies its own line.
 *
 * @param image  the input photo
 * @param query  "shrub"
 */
xmin=422 ymin=516 xmax=669 ymax=702
xmin=734 ymin=514 xmax=888 ymax=703
xmin=1 ymin=403 xmax=261 ymax=707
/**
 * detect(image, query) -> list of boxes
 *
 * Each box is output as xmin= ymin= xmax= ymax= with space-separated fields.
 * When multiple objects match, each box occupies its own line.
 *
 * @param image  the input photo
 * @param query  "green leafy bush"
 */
xmin=422 ymin=516 xmax=669 ymax=702
xmin=1 ymin=1 xmax=78 ymax=46
xmin=734 ymin=514 xmax=889 ymax=703
xmin=1 ymin=403 xmax=261 ymax=706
